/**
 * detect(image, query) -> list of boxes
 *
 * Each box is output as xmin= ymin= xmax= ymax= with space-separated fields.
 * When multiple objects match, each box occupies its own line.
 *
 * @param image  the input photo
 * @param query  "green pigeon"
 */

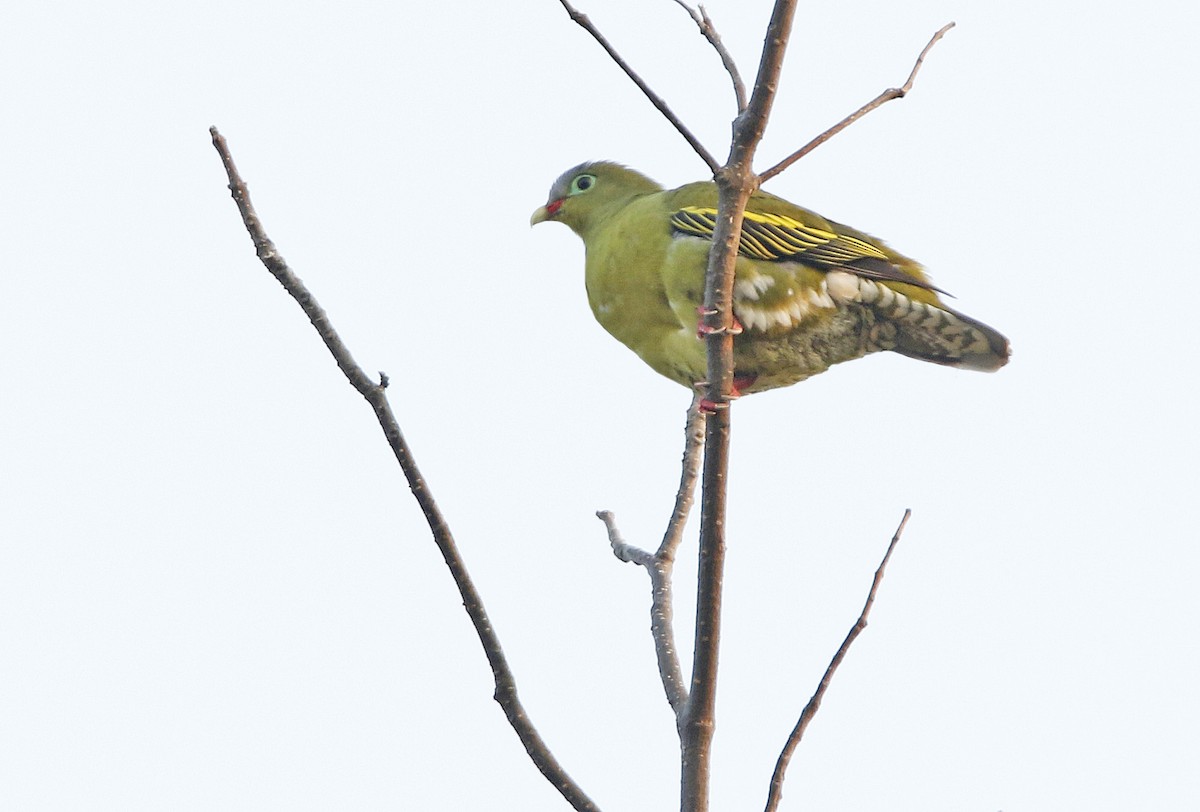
xmin=531 ymin=161 xmax=1009 ymax=396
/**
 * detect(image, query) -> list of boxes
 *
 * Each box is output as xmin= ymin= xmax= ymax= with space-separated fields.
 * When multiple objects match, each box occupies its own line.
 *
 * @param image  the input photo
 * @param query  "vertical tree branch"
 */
xmin=210 ymin=127 xmax=599 ymax=812
xmin=682 ymin=3 xmax=799 ymax=810
xmin=762 ymin=510 xmax=911 ymax=812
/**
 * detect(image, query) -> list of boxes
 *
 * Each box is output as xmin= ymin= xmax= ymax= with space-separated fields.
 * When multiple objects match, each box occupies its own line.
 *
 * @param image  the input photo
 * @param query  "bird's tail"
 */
xmin=886 ymin=301 xmax=1010 ymax=372
xmin=856 ymin=279 xmax=1010 ymax=372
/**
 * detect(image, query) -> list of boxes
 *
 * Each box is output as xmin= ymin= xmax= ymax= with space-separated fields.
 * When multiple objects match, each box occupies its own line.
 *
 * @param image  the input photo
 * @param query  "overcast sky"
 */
xmin=3 ymin=1 xmax=1198 ymax=809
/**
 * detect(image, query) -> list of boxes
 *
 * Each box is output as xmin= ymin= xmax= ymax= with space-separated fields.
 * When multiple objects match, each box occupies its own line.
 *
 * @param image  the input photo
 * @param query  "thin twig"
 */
xmin=759 ymin=22 xmax=955 ymax=184
xmin=209 ymin=127 xmax=600 ymax=812
xmin=658 ymin=394 xmax=706 ymax=560
xmin=555 ymin=0 xmax=720 ymax=174
xmin=671 ymin=0 xmax=748 ymax=113
xmin=598 ymin=510 xmax=688 ymax=713
xmin=596 ymin=397 xmax=705 ymax=716
xmin=762 ymin=510 xmax=912 ymax=812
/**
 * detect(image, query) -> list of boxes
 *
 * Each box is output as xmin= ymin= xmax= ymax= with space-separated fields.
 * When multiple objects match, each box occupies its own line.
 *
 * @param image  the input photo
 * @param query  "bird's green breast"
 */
xmin=582 ymin=195 xmax=706 ymax=386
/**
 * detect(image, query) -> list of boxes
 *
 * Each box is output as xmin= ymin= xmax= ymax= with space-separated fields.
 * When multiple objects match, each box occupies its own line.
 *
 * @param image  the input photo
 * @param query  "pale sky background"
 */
xmin=2 ymin=1 xmax=1198 ymax=809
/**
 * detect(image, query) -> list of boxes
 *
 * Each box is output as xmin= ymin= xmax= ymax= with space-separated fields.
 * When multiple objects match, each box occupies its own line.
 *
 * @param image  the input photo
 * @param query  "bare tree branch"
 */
xmin=554 ymin=0 xmax=720 ymax=174
xmin=671 ymin=1 xmax=748 ymax=113
xmin=762 ymin=509 xmax=912 ymax=812
xmin=209 ymin=127 xmax=600 ymax=812
xmin=599 ymin=510 xmax=690 ymax=713
xmin=552 ymin=11 xmax=787 ymax=806
xmin=657 ymin=395 xmax=706 ymax=561
xmin=759 ymin=22 xmax=955 ymax=184
xmin=680 ymin=3 xmax=801 ymax=809
xmin=596 ymin=397 xmax=705 ymax=716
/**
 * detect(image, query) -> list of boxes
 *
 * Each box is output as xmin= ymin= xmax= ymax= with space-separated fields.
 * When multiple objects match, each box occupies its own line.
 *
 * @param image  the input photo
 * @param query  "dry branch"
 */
xmin=597 ymin=396 xmax=706 ymax=716
xmin=762 ymin=510 xmax=912 ymax=812
xmin=555 ymin=0 xmax=720 ymax=174
xmin=209 ymin=127 xmax=599 ymax=812
xmin=759 ymin=22 xmax=955 ymax=184
xmin=599 ymin=510 xmax=690 ymax=713
xmin=681 ymin=3 xmax=800 ymax=810
xmin=671 ymin=1 xmax=748 ymax=112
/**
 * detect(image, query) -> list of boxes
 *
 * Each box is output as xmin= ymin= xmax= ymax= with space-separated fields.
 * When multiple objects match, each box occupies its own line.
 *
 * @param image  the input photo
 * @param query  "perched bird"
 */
xmin=531 ymin=161 xmax=1009 ymax=396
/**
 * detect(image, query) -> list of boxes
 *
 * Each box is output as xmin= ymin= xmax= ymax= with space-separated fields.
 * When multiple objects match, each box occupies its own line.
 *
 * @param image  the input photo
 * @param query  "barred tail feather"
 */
xmin=827 ymin=272 xmax=1010 ymax=372
xmin=889 ymin=302 xmax=1011 ymax=372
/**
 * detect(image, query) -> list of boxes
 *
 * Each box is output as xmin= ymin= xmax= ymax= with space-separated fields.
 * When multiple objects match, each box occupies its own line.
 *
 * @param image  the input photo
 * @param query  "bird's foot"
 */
xmin=695 ymin=306 xmax=744 ymax=339
xmin=694 ymin=374 xmax=757 ymax=413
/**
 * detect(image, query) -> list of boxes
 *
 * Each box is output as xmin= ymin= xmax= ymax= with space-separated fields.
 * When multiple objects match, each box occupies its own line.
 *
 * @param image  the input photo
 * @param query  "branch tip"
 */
xmin=759 ymin=21 xmax=954 ymax=184
xmin=556 ymin=0 xmax=719 ymax=172
xmin=671 ymin=0 xmax=747 ymax=112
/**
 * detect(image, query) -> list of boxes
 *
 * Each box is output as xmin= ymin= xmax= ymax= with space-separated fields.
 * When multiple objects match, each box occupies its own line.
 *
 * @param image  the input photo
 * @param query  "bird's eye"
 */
xmin=569 ymin=174 xmax=596 ymax=195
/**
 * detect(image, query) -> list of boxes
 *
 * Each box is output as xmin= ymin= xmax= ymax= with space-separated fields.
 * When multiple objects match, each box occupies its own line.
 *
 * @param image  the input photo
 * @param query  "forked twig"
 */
xmin=597 ymin=396 xmax=706 ymax=715
xmin=759 ymin=22 xmax=955 ymax=184
xmin=555 ymin=0 xmax=720 ymax=174
xmin=599 ymin=511 xmax=689 ymax=713
xmin=762 ymin=509 xmax=912 ymax=812
xmin=671 ymin=0 xmax=748 ymax=112
xmin=209 ymin=127 xmax=599 ymax=812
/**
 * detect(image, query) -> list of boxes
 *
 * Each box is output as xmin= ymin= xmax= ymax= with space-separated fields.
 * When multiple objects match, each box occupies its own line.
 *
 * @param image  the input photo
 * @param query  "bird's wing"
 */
xmin=670 ymin=206 xmax=942 ymax=293
xmin=667 ymin=203 xmax=1008 ymax=369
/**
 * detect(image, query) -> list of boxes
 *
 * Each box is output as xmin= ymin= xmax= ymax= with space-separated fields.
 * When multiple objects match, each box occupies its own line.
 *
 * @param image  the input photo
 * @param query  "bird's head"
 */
xmin=531 ymin=161 xmax=662 ymax=240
